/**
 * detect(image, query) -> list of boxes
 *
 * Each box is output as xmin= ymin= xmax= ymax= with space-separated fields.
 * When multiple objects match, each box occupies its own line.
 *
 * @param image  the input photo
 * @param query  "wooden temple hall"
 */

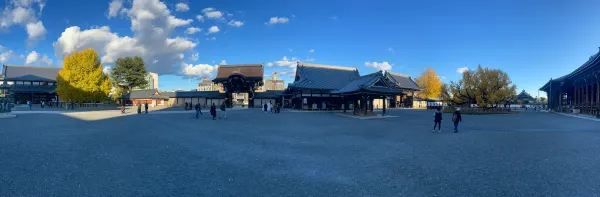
xmin=541 ymin=49 xmax=600 ymax=116
xmin=287 ymin=63 xmax=420 ymax=112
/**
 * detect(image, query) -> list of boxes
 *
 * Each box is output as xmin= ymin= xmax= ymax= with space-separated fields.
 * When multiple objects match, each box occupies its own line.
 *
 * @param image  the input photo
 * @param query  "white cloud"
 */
xmin=365 ymin=61 xmax=392 ymax=71
xmin=26 ymin=21 xmax=45 ymax=40
xmin=207 ymin=25 xmax=220 ymax=34
xmin=0 ymin=45 xmax=15 ymax=63
xmin=103 ymin=66 xmax=112 ymax=75
xmin=54 ymin=0 xmax=197 ymax=75
xmin=195 ymin=15 xmax=204 ymax=22
xmin=266 ymin=16 xmax=289 ymax=25
xmin=457 ymin=67 xmax=469 ymax=74
xmin=175 ymin=2 xmax=189 ymax=12
xmin=227 ymin=20 xmax=243 ymax=27
xmin=308 ymin=49 xmax=315 ymax=53
xmin=185 ymin=27 xmax=201 ymax=34
xmin=269 ymin=56 xmax=297 ymax=68
xmin=25 ymin=51 xmax=52 ymax=66
xmin=181 ymin=63 xmax=217 ymax=78
xmin=108 ymin=0 xmax=124 ymax=18
xmin=0 ymin=0 xmax=47 ymax=42
xmin=201 ymin=7 xmax=223 ymax=20
xmin=219 ymin=59 xmax=227 ymax=65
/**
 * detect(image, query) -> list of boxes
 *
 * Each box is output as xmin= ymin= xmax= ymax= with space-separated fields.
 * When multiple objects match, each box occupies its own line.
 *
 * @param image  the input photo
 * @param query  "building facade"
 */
xmin=540 ymin=49 xmax=600 ymax=116
xmin=286 ymin=62 xmax=420 ymax=110
xmin=1 ymin=65 xmax=60 ymax=104
xmin=197 ymin=79 xmax=223 ymax=92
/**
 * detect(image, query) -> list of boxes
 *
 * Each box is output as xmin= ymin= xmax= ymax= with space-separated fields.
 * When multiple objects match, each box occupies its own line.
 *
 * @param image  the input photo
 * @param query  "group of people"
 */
xmin=194 ymin=102 xmax=227 ymax=120
xmin=433 ymin=107 xmax=462 ymax=133
xmin=262 ymin=101 xmax=281 ymax=113
xmin=136 ymin=102 xmax=149 ymax=114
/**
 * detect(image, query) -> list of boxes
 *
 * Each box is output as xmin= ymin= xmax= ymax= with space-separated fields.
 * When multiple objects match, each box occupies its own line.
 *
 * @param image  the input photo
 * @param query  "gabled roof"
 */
xmin=517 ymin=90 xmax=535 ymax=100
xmin=2 ymin=65 xmax=60 ymax=82
xmin=333 ymin=71 xmax=403 ymax=95
xmin=288 ymin=62 xmax=360 ymax=91
xmin=541 ymin=48 xmax=600 ymax=90
xmin=124 ymin=89 xmax=169 ymax=99
xmin=214 ymin=64 xmax=263 ymax=82
xmin=168 ymin=90 xmax=225 ymax=98
xmin=386 ymin=72 xmax=421 ymax=90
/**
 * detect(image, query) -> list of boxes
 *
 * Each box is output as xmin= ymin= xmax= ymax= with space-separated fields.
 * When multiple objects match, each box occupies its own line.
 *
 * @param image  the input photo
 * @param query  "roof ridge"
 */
xmin=387 ymin=71 xmax=410 ymax=78
xmin=299 ymin=62 xmax=357 ymax=71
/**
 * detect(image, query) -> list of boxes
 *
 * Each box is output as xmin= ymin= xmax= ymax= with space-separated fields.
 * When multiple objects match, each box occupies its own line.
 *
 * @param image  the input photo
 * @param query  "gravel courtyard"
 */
xmin=1 ymin=109 xmax=600 ymax=196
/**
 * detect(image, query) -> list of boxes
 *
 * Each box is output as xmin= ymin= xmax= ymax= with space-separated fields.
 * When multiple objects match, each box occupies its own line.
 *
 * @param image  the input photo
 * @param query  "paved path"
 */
xmin=1 ymin=110 xmax=600 ymax=196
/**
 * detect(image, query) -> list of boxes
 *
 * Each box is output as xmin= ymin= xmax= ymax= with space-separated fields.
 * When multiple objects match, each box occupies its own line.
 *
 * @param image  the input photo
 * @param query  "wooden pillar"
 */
xmin=382 ymin=96 xmax=386 ymax=116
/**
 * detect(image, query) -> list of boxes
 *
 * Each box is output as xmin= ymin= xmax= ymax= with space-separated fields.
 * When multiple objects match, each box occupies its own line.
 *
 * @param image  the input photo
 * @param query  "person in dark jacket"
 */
xmin=433 ymin=107 xmax=442 ymax=133
xmin=220 ymin=102 xmax=227 ymax=119
xmin=452 ymin=107 xmax=463 ymax=133
xmin=194 ymin=103 xmax=202 ymax=119
xmin=210 ymin=103 xmax=217 ymax=120
xmin=144 ymin=102 xmax=149 ymax=114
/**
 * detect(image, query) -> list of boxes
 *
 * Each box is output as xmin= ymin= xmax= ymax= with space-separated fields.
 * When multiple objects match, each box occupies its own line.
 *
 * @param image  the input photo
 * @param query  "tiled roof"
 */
xmin=168 ymin=90 xmax=225 ymax=98
xmin=214 ymin=64 xmax=263 ymax=81
xmin=2 ymin=65 xmax=60 ymax=82
xmin=124 ymin=89 xmax=169 ymax=99
xmin=334 ymin=71 xmax=403 ymax=95
xmin=542 ymin=48 xmax=600 ymax=88
xmin=386 ymin=72 xmax=420 ymax=90
xmin=254 ymin=90 xmax=284 ymax=99
xmin=288 ymin=62 xmax=360 ymax=91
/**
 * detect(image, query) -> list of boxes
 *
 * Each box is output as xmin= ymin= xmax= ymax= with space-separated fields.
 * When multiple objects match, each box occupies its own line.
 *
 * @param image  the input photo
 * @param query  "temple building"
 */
xmin=287 ymin=63 xmax=360 ymax=110
xmin=540 ymin=49 xmax=600 ymax=116
xmin=286 ymin=62 xmax=420 ymax=110
xmin=212 ymin=64 xmax=264 ymax=107
xmin=1 ymin=65 xmax=60 ymax=104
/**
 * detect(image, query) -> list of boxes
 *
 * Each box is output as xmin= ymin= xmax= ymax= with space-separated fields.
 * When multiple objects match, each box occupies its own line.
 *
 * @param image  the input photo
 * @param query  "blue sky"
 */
xmin=2 ymin=0 xmax=600 ymax=97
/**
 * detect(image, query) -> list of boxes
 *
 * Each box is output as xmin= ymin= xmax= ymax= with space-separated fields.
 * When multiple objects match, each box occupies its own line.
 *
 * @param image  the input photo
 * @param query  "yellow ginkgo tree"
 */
xmin=56 ymin=48 xmax=112 ymax=103
xmin=416 ymin=68 xmax=443 ymax=99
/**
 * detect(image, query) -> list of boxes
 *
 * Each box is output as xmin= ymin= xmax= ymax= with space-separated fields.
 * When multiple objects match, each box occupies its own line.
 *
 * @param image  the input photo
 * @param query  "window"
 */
xmin=6 ymin=81 xmax=14 ymax=85
xmin=33 ymin=82 xmax=41 ymax=86
xmin=16 ymin=81 xmax=24 ymax=85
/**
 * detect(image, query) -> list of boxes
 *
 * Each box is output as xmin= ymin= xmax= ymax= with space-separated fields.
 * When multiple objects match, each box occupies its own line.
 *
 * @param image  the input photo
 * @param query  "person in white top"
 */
xmin=267 ymin=101 xmax=272 ymax=113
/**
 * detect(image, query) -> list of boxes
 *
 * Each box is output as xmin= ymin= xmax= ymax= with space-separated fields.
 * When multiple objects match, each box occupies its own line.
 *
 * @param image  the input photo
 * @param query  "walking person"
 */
xmin=27 ymin=100 xmax=32 ymax=110
xmin=433 ymin=107 xmax=442 ymax=133
xmin=263 ymin=103 xmax=268 ymax=112
xmin=268 ymin=101 xmax=272 ymax=113
xmin=452 ymin=107 xmax=462 ymax=133
xmin=194 ymin=103 xmax=202 ymax=119
xmin=210 ymin=103 xmax=217 ymax=120
xmin=144 ymin=102 xmax=149 ymax=114
xmin=220 ymin=102 xmax=227 ymax=119
xmin=137 ymin=103 xmax=142 ymax=114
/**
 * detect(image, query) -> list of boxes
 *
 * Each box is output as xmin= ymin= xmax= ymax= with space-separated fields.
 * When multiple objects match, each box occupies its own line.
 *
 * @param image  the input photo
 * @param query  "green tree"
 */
xmin=110 ymin=56 xmax=148 ymax=98
xmin=57 ymin=48 xmax=112 ymax=103
xmin=416 ymin=68 xmax=443 ymax=99
xmin=447 ymin=65 xmax=516 ymax=108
